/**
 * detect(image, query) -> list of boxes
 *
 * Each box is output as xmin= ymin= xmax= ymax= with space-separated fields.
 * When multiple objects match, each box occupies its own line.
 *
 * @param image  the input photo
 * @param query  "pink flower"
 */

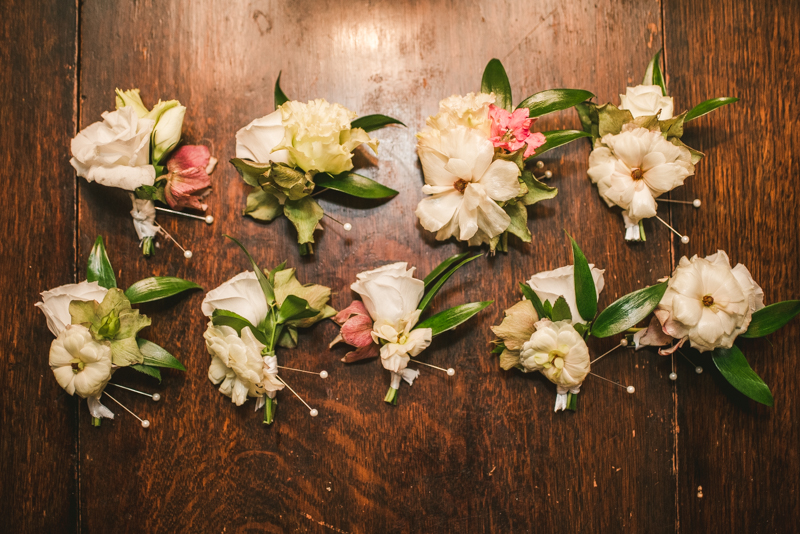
xmin=488 ymin=104 xmax=547 ymax=158
xmin=329 ymin=300 xmax=379 ymax=363
xmin=164 ymin=145 xmax=213 ymax=211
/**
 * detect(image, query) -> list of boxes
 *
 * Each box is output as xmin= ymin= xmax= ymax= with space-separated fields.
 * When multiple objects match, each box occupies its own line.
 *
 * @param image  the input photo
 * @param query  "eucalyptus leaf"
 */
xmin=87 ymin=236 xmax=116 ymax=289
xmin=740 ymin=300 xmax=800 ymax=338
xmin=274 ymin=71 xmax=289 ymax=109
xmin=713 ymin=345 xmax=774 ymax=406
xmin=423 ymin=252 xmax=470 ymax=287
xmin=517 ymin=89 xmax=595 ymax=118
xmin=284 ymin=196 xmax=324 ymax=245
xmin=520 ymin=282 xmax=546 ymax=320
xmin=313 ymin=172 xmax=398 ymax=199
xmin=418 ymin=254 xmax=481 ymax=312
xmin=567 ymin=233 xmax=597 ymax=322
xmin=481 ymin=58 xmax=513 ymax=111
xmin=415 ymin=301 xmax=493 ymax=336
xmin=137 ymin=338 xmax=186 ymax=370
xmin=350 ymin=114 xmax=406 ymax=132
xmin=124 ymin=277 xmax=201 ymax=304
xmin=526 ymin=130 xmax=592 ymax=159
xmin=642 ymin=50 xmax=667 ymax=96
xmin=591 ymin=282 xmax=668 ymax=338
xmin=223 ymin=235 xmax=275 ymax=305
xmin=551 ymin=296 xmax=573 ymax=322
xmin=130 ymin=363 xmax=161 ymax=382
xmin=685 ymin=97 xmax=739 ymax=122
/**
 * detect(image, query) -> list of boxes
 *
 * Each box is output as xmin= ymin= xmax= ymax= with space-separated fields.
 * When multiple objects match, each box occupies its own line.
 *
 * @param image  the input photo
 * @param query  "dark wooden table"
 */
xmin=3 ymin=0 xmax=799 ymax=532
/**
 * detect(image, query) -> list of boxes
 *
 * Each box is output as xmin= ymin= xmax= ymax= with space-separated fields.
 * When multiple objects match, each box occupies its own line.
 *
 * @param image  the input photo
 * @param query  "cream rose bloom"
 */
xmin=274 ymin=99 xmax=377 ymax=175
xmin=620 ymin=85 xmax=674 ymax=120
xmin=526 ymin=265 xmax=605 ymax=324
xmin=151 ymin=104 xmax=186 ymax=163
xmin=416 ymin=126 xmax=521 ymax=245
xmin=351 ymin=263 xmax=432 ymax=374
xmin=235 ymin=110 xmax=291 ymax=165
xmin=70 ymin=106 xmax=156 ymax=190
xmin=205 ymin=323 xmax=270 ymax=406
xmin=520 ymin=319 xmax=591 ymax=393
xmin=654 ymin=251 xmax=765 ymax=352
xmin=419 ymin=92 xmax=495 ymax=140
xmin=49 ymin=324 xmax=113 ymax=398
xmin=201 ymin=271 xmax=269 ymax=327
xmin=587 ymin=125 xmax=694 ymax=223
xmin=36 ymin=281 xmax=109 ymax=336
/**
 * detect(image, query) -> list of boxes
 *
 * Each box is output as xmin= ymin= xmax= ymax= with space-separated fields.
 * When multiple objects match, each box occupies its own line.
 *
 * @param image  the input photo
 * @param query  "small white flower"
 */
xmin=619 ymin=85 xmax=675 ymax=120
xmin=235 ymin=109 xmax=291 ymax=166
xmin=654 ymin=251 xmax=765 ymax=352
xmin=520 ymin=319 xmax=591 ymax=392
xmin=201 ymin=271 xmax=269 ymax=327
xmin=415 ymin=126 xmax=521 ymax=245
xmin=36 ymin=281 xmax=109 ymax=336
xmin=587 ymin=126 xmax=694 ymax=223
xmin=526 ymin=264 xmax=605 ymax=325
xmin=204 ymin=322 xmax=271 ymax=406
xmin=49 ymin=324 xmax=112 ymax=398
xmin=70 ymin=106 xmax=156 ymax=191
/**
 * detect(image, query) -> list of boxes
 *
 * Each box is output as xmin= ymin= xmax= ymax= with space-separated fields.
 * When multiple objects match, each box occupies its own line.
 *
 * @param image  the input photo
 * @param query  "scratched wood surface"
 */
xmin=3 ymin=0 xmax=798 ymax=532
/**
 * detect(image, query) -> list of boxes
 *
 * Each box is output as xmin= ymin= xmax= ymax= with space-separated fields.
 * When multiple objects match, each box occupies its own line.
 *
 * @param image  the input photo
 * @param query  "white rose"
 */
xmin=419 ymin=92 xmax=495 ymax=141
xmin=201 ymin=271 xmax=269 ymax=327
xmin=520 ymin=319 xmax=590 ymax=392
xmin=619 ymin=85 xmax=674 ymax=119
xmin=70 ymin=105 xmax=156 ymax=191
xmin=49 ymin=324 xmax=112 ymax=398
xmin=415 ymin=126 xmax=520 ymax=245
xmin=204 ymin=322 xmax=270 ymax=406
xmin=36 ymin=281 xmax=109 ymax=336
xmin=235 ymin=109 xmax=291 ymax=165
xmin=151 ymin=104 xmax=186 ymax=163
xmin=351 ymin=263 xmax=432 ymax=373
xmin=654 ymin=251 xmax=765 ymax=352
xmin=526 ymin=264 xmax=605 ymax=325
xmin=587 ymin=126 xmax=694 ymax=223
xmin=274 ymin=99 xmax=378 ymax=175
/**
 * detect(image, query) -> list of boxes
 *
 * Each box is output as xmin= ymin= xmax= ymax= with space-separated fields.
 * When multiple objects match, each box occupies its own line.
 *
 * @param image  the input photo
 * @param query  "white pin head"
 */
xmin=184 ymin=250 xmax=193 ymax=259
xmin=619 ymin=338 xmax=629 ymax=347
xmin=343 ymin=223 xmax=352 ymax=232
xmin=535 ymin=161 xmax=544 ymax=169
xmin=692 ymin=199 xmax=702 ymax=208
xmin=319 ymin=370 xmax=329 ymax=379
xmin=151 ymin=393 xmax=161 ymax=402
xmin=680 ymin=235 xmax=690 ymax=245
xmin=141 ymin=419 xmax=151 ymax=429
xmin=446 ymin=368 xmax=455 ymax=376
xmin=544 ymin=170 xmax=553 ymax=179
xmin=626 ymin=385 xmax=635 ymax=394
xmin=695 ymin=366 xmax=703 ymax=374
xmin=669 ymin=372 xmax=678 ymax=381
xmin=205 ymin=215 xmax=214 ymax=224
xmin=309 ymin=409 xmax=319 ymax=417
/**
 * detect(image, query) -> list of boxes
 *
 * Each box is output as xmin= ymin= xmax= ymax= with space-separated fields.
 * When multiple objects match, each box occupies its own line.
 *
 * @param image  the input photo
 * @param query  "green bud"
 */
xmin=97 ymin=310 xmax=121 ymax=339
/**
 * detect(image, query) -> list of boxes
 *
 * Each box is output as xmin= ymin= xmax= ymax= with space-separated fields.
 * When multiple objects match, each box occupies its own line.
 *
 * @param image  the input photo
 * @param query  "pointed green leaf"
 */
xmin=526 ymin=130 xmax=592 ymax=159
xmin=350 ymin=114 xmax=406 ymax=132
xmin=137 ymin=338 xmax=186 ymax=371
xmin=313 ymin=172 xmax=398 ymax=199
xmin=109 ymin=336 xmax=145 ymax=366
xmin=713 ymin=345 xmax=774 ymax=406
xmin=277 ymin=294 xmax=319 ymax=323
xmin=283 ymin=196 xmax=324 ymax=245
xmin=481 ymin=58 xmax=513 ymax=111
xmin=642 ymin=50 xmax=667 ymax=96
xmin=223 ymin=235 xmax=275 ymax=305
xmin=740 ymin=300 xmax=800 ymax=338
xmin=519 ymin=170 xmax=558 ymax=206
xmin=685 ymin=97 xmax=739 ymax=122
xmin=567 ymin=232 xmax=597 ymax=322
xmin=275 ymin=71 xmax=289 ymax=109
xmin=504 ymin=201 xmax=531 ymax=242
xmin=130 ymin=363 xmax=161 ymax=382
xmin=276 ymin=325 xmax=298 ymax=349
xmin=597 ymin=103 xmax=634 ymax=137
xmin=124 ymin=277 xmax=201 ymax=304
xmin=516 ymin=89 xmax=595 ymax=118
xmin=575 ymin=102 xmax=598 ymax=136
xmin=230 ymin=158 xmax=270 ymax=186
xmin=211 ymin=309 xmax=270 ymax=346
xmin=592 ymin=282 xmax=668 ymax=338
xmin=418 ymin=254 xmax=482 ymax=312
xmin=551 ymin=296 xmax=573 ymax=322
xmin=423 ymin=252 xmax=471 ymax=287
xmin=520 ymin=282 xmax=546 ymax=320
xmin=244 ymin=188 xmax=283 ymax=221
xmin=87 ymin=236 xmax=116 ymax=289
xmin=415 ymin=301 xmax=493 ymax=336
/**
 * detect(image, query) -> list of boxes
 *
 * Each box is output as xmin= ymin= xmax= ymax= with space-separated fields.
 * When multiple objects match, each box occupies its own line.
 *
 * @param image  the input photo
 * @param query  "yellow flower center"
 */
xmin=70 ymin=358 xmax=85 ymax=373
xmin=453 ymin=178 xmax=469 ymax=194
xmin=631 ymin=168 xmax=644 ymax=181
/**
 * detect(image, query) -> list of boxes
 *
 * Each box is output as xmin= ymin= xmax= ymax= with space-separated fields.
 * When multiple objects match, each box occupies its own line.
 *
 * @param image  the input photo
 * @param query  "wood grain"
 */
xmin=0 ymin=0 xmax=78 ymax=531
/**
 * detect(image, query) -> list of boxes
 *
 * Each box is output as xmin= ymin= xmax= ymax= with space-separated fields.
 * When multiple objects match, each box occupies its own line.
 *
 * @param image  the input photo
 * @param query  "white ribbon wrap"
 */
xmin=87 ymin=394 xmax=115 ymax=419
xmin=554 ymin=385 xmax=582 ymax=413
xmin=129 ymin=194 xmax=159 ymax=242
xmin=622 ymin=211 xmax=642 ymax=242
xmin=389 ymin=368 xmax=420 ymax=389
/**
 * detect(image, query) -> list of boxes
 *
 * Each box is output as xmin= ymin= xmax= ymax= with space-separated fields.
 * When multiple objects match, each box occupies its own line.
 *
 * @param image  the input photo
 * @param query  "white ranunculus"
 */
xmin=415 ymin=126 xmax=521 ymax=245
xmin=654 ymin=251 xmax=765 ymax=352
xmin=420 ymin=92 xmax=495 ymax=140
xmin=274 ymin=99 xmax=377 ymax=175
xmin=526 ymin=264 xmax=605 ymax=325
xmin=151 ymin=104 xmax=186 ymax=163
xmin=36 ymin=281 xmax=109 ymax=336
xmin=235 ymin=110 xmax=291 ymax=165
xmin=351 ymin=263 xmax=432 ymax=373
xmin=70 ymin=106 xmax=156 ymax=191
xmin=520 ymin=319 xmax=590 ymax=392
xmin=205 ymin=322 xmax=269 ymax=406
xmin=619 ymin=85 xmax=674 ymax=120
xmin=587 ymin=125 xmax=694 ymax=223
xmin=49 ymin=324 xmax=113 ymax=398
xmin=201 ymin=271 xmax=269 ymax=327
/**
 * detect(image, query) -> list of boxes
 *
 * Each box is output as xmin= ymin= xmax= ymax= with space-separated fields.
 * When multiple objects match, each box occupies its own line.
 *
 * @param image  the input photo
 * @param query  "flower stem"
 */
xmin=298 ymin=242 xmax=314 ymax=256
xmin=91 ymin=417 xmax=102 ymax=427
xmin=638 ymin=220 xmax=647 ymax=242
xmin=141 ymin=236 xmax=155 ymax=257
xmin=566 ymin=392 xmax=579 ymax=411
xmin=384 ymin=386 xmax=399 ymax=405
xmin=263 ymin=397 xmax=276 ymax=425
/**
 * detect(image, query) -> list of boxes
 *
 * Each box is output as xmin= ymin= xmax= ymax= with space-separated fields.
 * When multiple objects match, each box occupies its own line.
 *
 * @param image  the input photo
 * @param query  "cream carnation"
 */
xmin=204 ymin=323 xmax=269 ymax=406
xmin=420 ymin=92 xmax=495 ymax=140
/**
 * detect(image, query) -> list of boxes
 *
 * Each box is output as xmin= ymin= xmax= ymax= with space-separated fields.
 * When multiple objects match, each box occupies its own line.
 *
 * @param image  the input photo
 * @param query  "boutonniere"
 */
xmin=415 ymin=59 xmax=593 ymax=253
xmin=35 ymin=237 xmax=200 ymax=427
xmin=71 ymin=89 xmax=217 ymax=258
xmin=232 ymin=74 xmax=404 ymax=255
xmin=577 ymin=51 xmax=737 ymax=242
xmin=201 ymin=236 xmax=335 ymax=424
xmin=633 ymin=250 xmax=800 ymax=407
xmin=330 ymin=254 xmax=492 ymax=404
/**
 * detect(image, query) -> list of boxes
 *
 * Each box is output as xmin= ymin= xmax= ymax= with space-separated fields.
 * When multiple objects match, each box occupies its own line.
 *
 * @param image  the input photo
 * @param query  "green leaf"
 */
xmin=109 ymin=336 xmax=146 ymax=367
xmin=124 ymin=277 xmax=201 ymax=304
xmin=519 ymin=170 xmax=558 ymax=206
xmin=284 ymin=196 xmax=324 ymax=245
xmin=542 ymin=300 xmax=553 ymax=318
xmin=223 ymin=235 xmax=275 ymax=305
xmin=423 ymin=252 xmax=471 ymax=287
xmin=244 ymin=188 xmax=283 ymax=221
xmin=520 ymin=282 xmax=546 ymax=320
xmin=350 ymin=114 xmax=406 ymax=132
xmin=591 ymin=282 xmax=668 ymax=338
xmin=415 ymin=301 xmax=493 ymax=336
xmin=87 ymin=236 xmax=116 ymax=289
xmin=277 ymin=294 xmax=319 ymax=323
xmin=597 ymin=103 xmax=634 ymax=137
xmin=276 ymin=325 xmax=298 ymax=349
xmin=526 ymin=130 xmax=592 ymax=159
xmin=575 ymin=102 xmax=598 ymax=137
xmin=685 ymin=97 xmax=739 ymax=122
xmin=567 ymin=232 xmax=597 ymax=322
xmin=550 ymin=296 xmax=573 ymax=322
xmin=418 ymin=254 xmax=482 ymax=312
xmin=516 ymin=89 xmax=595 ymax=118
xmin=481 ymin=58 xmax=513 ymax=111
xmin=230 ymin=158 xmax=270 ymax=186
xmin=137 ymin=338 xmax=186 ymax=370
xmin=134 ymin=180 xmax=167 ymax=203
xmin=642 ymin=50 xmax=667 ymax=96
xmin=713 ymin=345 xmax=774 ymax=406
xmin=274 ymin=71 xmax=289 ymax=109
xmin=130 ymin=363 xmax=161 ymax=382
xmin=313 ymin=172 xmax=398 ymax=199
xmin=504 ymin=201 xmax=531 ymax=242
xmin=566 ymin=392 xmax=578 ymax=411
xmin=659 ymin=111 xmax=687 ymax=139
xmin=211 ymin=309 xmax=269 ymax=346
xmin=740 ymin=300 xmax=800 ymax=338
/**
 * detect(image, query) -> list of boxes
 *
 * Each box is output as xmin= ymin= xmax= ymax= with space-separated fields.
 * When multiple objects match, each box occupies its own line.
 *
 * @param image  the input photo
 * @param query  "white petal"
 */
xmin=201 ymin=271 xmax=269 ymax=326
xmin=235 ymin=110 xmax=290 ymax=164
xmin=460 ymin=183 xmax=510 ymax=240
xmin=415 ymin=190 xmax=463 ymax=233
xmin=478 ymin=159 xmax=521 ymax=202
